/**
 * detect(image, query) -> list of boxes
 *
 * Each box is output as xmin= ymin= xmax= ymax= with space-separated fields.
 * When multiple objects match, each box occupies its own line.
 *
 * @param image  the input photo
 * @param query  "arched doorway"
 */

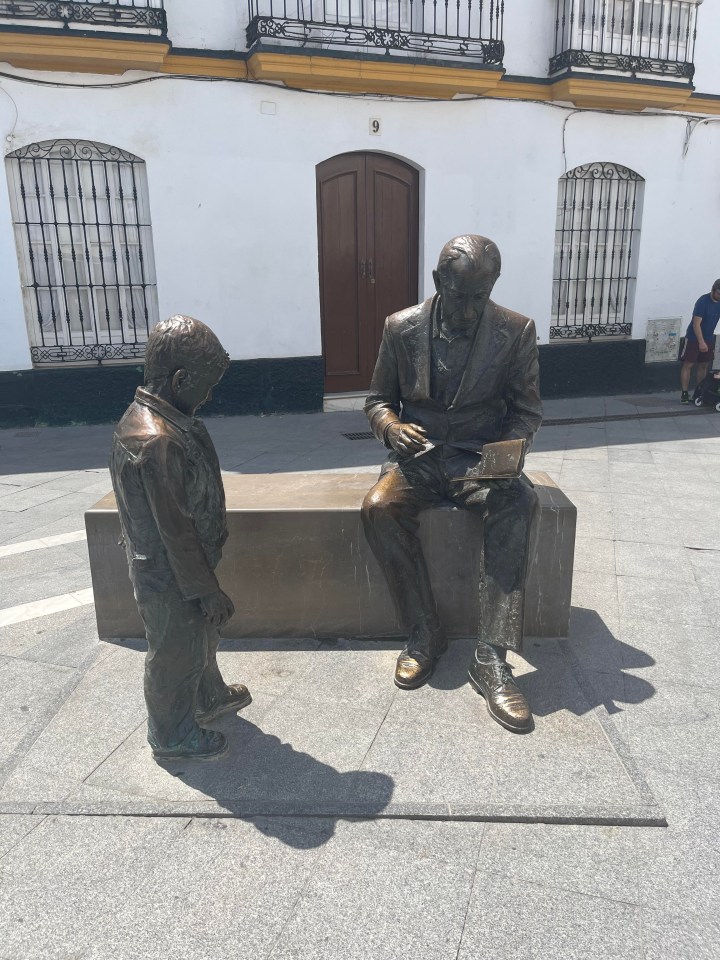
xmin=317 ymin=152 xmax=419 ymax=394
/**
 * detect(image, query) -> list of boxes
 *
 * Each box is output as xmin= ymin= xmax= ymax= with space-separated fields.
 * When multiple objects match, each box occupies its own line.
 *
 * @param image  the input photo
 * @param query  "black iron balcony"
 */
xmin=247 ymin=0 xmax=505 ymax=63
xmin=0 ymin=0 xmax=166 ymax=34
xmin=551 ymin=0 xmax=698 ymax=80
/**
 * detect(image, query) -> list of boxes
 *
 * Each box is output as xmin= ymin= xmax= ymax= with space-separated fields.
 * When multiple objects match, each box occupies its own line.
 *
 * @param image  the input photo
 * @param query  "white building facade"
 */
xmin=0 ymin=0 xmax=717 ymax=424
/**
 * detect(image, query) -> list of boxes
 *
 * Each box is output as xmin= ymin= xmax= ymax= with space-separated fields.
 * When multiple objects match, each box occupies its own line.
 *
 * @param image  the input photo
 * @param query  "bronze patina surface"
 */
xmin=109 ymin=315 xmax=251 ymax=761
xmin=362 ymin=235 xmax=544 ymax=731
xmin=85 ymin=469 xmax=575 ymax=643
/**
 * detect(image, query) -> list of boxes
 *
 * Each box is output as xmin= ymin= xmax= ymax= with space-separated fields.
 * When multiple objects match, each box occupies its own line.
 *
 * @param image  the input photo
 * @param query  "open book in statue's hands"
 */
xmin=450 ymin=438 xmax=527 ymax=481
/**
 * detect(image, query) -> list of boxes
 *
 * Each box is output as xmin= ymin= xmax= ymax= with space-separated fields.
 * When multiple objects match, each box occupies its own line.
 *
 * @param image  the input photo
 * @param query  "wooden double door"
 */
xmin=317 ymin=152 xmax=419 ymax=394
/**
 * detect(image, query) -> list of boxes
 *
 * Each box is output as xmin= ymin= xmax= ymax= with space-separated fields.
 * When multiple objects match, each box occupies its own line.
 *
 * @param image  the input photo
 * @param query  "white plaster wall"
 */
xmin=502 ymin=0 xmax=557 ymax=78
xmin=689 ymin=0 xmax=720 ymax=96
xmin=164 ymin=0 xmax=246 ymax=52
xmin=0 ymin=69 xmax=719 ymax=371
xmin=0 ymin=84 xmax=30 ymax=370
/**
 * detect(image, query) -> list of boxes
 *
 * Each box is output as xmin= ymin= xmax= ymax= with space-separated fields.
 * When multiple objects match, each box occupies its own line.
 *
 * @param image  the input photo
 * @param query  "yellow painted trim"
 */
xmin=687 ymin=96 xmax=720 ymax=116
xmin=492 ymin=79 xmax=555 ymax=102
xmin=162 ymin=53 xmax=247 ymax=80
xmin=549 ymin=76 xmax=693 ymax=111
xmin=246 ymin=51 xmax=504 ymax=99
xmin=0 ymin=29 xmax=716 ymax=115
xmin=240 ymin=53 xmax=699 ymax=111
xmin=0 ymin=32 xmax=169 ymax=74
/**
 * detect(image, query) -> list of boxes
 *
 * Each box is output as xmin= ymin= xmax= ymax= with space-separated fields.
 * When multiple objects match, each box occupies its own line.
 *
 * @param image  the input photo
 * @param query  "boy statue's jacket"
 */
xmin=110 ymin=387 xmax=227 ymax=603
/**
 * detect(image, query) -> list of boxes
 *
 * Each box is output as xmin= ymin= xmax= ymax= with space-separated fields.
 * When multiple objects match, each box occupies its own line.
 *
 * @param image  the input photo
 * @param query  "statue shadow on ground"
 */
xmin=158 ymin=714 xmax=395 ymax=851
xmin=520 ymin=606 xmax=656 ymax=719
xmin=426 ymin=607 xmax=656 ymax=719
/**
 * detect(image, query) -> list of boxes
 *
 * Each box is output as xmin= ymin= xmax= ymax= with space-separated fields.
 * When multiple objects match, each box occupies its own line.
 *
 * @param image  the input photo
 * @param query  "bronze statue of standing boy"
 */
xmin=362 ymin=235 xmax=543 ymax=733
xmin=110 ymin=316 xmax=250 ymax=761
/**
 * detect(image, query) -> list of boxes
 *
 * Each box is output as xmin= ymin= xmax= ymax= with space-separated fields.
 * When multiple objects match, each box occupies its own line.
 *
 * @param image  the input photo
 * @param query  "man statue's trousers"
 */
xmin=362 ymin=451 xmax=539 ymax=653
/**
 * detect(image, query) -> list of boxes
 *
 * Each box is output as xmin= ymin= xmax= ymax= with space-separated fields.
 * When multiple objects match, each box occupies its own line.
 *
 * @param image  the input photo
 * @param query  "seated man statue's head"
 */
xmin=433 ymin=235 xmax=502 ymax=334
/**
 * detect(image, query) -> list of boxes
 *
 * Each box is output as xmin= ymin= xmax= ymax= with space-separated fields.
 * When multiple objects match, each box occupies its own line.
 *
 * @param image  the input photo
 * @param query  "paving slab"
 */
xmin=0 ymin=656 xmax=79 ymax=785
xmin=0 ymin=634 xmax=664 ymax=826
xmin=476 ymin=822 xmax=641 ymax=904
xmin=267 ymin=821 xmax=477 ymax=960
xmin=3 ymin=396 xmax=720 ymax=960
xmin=457 ymin=872 xmax=645 ymax=960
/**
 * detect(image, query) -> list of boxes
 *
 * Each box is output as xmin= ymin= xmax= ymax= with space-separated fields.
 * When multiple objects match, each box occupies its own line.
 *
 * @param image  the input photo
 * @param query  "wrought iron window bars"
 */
xmin=247 ymin=0 xmax=505 ymax=62
xmin=6 ymin=140 xmax=159 ymax=365
xmin=551 ymin=162 xmax=643 ymax=342
xmin=0 ymin=0 xmax=166 ymax=34
xmin=551 ymin=0 xmax=698 ymax=79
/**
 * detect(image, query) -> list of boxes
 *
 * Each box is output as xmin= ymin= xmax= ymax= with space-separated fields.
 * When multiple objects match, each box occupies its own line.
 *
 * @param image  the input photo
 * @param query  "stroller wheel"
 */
xmin=694 ymin=397 xmax=704 ymax=406
xmin=715 ymin=402 xmax=720 ymax=413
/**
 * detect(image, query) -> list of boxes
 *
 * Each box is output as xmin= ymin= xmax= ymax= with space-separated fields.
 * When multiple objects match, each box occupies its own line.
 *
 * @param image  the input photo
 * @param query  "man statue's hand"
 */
xmin=199 ymin=589 xmax=235 ymax=628
xmin=386 ymin=422 xmax=428 ymax=456
xmin=484 ymin=478 xmax=513 ymax=489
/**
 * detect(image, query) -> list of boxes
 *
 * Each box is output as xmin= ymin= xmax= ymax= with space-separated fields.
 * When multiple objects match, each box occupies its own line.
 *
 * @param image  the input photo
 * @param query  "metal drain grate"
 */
xmin=343 ymin=431 xmax=375 ymax=440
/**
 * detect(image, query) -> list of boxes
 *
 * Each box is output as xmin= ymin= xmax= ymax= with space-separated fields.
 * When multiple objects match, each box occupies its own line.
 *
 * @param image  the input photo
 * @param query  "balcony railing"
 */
xmin=0 ymin=0 xmax=166 ymax=35
xmin=551 ymin=0 xmax=698 ymax=80
xmin=247 ymin=0 xmax=505 ymax=63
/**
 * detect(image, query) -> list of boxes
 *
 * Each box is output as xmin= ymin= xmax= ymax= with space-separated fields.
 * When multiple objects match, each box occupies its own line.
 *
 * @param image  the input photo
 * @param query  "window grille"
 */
xmin=6 ymin=139 xmax=159 ymax=365
xmin=551 ymin=0 xmax=698 ymax=79
xmin=551 ymin=162 xmax=644 ymax=341
xmin=246 ymin=0 xmax=504 ymax=62
xmin=0 ymin=1 xmax=167 ymax=34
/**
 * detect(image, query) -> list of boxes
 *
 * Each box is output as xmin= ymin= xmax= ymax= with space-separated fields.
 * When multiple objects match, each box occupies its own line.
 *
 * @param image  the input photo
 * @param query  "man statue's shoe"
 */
xmin=394 ymin=622 xmax=448 ymax=690
xmin=196 ymin=683 xmax=252 ymax=726
xmin=152 ymin=727 xmax=229 ymax=762
xmin=468 ymin=645 xmax=533 ymax=733
xmin=394 ymin=649 xmax=437 ymax=689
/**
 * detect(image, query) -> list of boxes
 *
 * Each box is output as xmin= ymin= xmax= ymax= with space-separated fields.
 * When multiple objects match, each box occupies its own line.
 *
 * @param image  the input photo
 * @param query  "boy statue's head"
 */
xmin=144 ymin=315 xmax=230 ymax=416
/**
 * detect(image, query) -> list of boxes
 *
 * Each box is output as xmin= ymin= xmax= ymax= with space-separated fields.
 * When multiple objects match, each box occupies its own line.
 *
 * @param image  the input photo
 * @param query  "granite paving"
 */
xmin=0 ymin=391 xmax=719 ymax=958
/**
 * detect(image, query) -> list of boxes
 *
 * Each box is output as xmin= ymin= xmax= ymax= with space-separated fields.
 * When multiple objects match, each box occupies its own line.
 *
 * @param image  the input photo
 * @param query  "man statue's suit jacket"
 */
xmin=365 ymin=295 xmax=543 ymax=456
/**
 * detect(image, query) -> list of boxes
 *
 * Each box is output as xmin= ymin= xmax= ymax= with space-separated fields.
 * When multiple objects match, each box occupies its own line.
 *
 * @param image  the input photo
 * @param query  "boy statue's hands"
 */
xmin=199 ymin=588 xmax=235 ymax=627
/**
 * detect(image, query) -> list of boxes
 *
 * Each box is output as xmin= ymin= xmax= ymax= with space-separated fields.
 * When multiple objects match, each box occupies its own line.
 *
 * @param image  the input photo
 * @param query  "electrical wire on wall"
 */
xmin=0 ymin=81 xmax=19 ymax=144
xmin=0 ymin=65 xmax=719 ymax=164
xmin=682 ymin=116 xmax=720 ymax=157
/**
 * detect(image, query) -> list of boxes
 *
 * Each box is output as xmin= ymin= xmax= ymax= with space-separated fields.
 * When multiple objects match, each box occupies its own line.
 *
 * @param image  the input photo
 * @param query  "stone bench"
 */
xmin=85 ymin=470 xmax=576 ymax=642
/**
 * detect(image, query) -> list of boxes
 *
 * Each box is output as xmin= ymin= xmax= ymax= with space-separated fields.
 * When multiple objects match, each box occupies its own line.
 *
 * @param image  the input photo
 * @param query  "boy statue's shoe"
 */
xmin=196 ymin=683 xmax=252 ymax=726
xmin=152 ymin=727 xmax=229 ymax=762
xmin=468 ymin=644 xmax=534 ymax=733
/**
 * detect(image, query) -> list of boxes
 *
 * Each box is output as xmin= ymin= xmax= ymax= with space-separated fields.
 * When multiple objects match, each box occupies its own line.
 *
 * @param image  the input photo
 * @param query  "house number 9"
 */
xmin=370 ymin=118 xmax=381 ymax=135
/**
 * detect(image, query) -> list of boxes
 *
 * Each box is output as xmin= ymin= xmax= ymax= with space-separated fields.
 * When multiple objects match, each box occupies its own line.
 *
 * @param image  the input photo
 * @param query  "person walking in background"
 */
xmin=680 ymin=279 xmax=720 ymax=403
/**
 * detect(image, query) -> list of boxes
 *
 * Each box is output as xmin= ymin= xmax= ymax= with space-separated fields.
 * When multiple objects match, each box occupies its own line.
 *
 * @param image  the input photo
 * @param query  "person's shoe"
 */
xmin=681 ymin=391 xmax=690 ymax=404
xmin=152 ymin=727 xmax=229 ymax=762
xmin=468 ymin=644 xmax=533 ymax=733
xmin=394 ymin=621 xmax=448 ymax=690
xmin=394 ymin=649 xmax=438 ymax=689
xmin=196 ymin=683 xmax=252 ymax=726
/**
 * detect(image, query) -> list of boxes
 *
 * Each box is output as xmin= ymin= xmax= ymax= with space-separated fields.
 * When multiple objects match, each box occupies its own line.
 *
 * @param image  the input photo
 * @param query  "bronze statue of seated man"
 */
xmin=362 ymin=235 xmax=543 ymax=733
xmin=110 ymin=316 xmax=251 ymax=761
